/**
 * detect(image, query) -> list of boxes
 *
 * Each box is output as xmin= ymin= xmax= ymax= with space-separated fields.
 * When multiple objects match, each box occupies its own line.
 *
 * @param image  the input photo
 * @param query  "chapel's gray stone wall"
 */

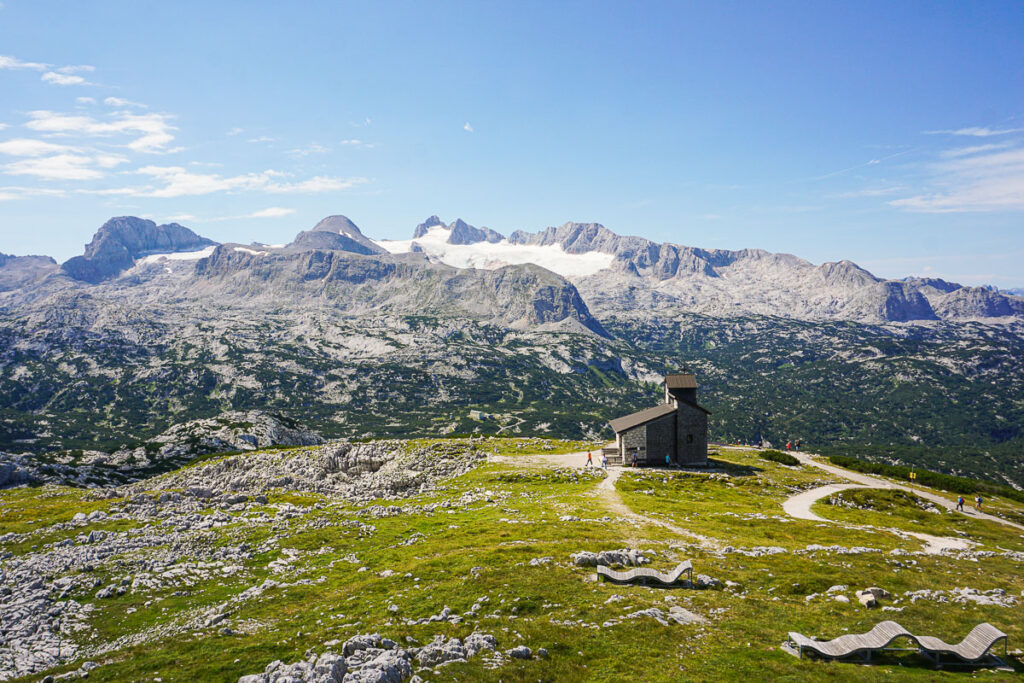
xmin=645 ymin=412 xmax=676 ymax=464
xmin=676 ymin=404 xmax=708 ymax=465
xmin=621 ymin=424 xmax=646 ymax=463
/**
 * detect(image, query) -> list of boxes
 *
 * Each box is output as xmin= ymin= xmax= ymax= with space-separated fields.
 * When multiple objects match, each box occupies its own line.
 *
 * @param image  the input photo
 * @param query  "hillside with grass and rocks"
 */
xmin=1 ymin=437 xmax=1022 ymax=681
xmin=3 ymin=215 xmax=1024 ymax=488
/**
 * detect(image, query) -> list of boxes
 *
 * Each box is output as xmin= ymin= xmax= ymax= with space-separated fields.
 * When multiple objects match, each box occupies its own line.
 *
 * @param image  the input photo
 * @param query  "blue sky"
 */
xmin=1 ymin=1 xmax=1022 ymax=286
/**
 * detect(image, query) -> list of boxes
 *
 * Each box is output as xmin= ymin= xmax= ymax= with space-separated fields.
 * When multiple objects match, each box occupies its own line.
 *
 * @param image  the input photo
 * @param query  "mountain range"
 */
xmin=1 ymin=214 xmax=1022 ymax=486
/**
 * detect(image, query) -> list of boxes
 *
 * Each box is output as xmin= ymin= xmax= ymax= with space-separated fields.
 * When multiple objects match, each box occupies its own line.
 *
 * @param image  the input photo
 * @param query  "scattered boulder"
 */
xmin=696 ymin=574 xmax=722 ymax=590
xmin=507 ymin=646 xmax=532 ymax=660
xmin=236 ymin=632 xmax=513 ymax=682
xmin=570 ymin=549 xmax=652 ymax=567
xmin=856 ymin=591 xmax=878 ymax=608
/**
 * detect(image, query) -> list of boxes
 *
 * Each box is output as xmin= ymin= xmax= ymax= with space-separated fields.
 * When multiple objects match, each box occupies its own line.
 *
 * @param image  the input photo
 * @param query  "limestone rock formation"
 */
xmin=61 ymin=216 xmax=217 ymax=283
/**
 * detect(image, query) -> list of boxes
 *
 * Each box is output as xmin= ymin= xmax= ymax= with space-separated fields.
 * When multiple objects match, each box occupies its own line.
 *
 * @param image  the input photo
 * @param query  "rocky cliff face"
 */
xmin=930 ymin=287 xmax=1024 ymax=319
xmin=192 ymin=244 xmax=606 ymax=335
xmin=502 ymin=220 xmax=1022 ymax=323
xmin=61 ymin=216 xmax=217 ymax=283
xmin=413 ymin=216 xmax=503 ymax=244
xmin=290 ymin=215 xmax=387 ymax=255
xmin=12 ymin=214 xmax=1024 ymax=328
xmin=0 ymin=253 xmax=57 ymax=292
xmin=447 ymin=218 xmax=503 ymax=245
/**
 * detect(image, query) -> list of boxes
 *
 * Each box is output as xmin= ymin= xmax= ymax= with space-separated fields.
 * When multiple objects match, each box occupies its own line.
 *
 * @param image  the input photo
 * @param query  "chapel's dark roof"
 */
xmin=665 ymin=373 xmax=698 ymax=389
xmin=609 ymin=397 xmax=712 ymax=433
xmin=609 ymin=403 xmax=677 ymax=433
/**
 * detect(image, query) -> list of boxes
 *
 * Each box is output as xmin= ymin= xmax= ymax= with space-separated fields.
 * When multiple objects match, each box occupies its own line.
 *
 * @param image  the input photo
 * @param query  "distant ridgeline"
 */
xmin=1 ymin=215 xmax=1023 ymax=487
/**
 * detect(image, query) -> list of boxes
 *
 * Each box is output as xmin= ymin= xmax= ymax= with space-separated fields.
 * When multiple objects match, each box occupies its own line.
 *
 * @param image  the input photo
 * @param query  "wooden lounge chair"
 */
xmin=915 ymin=623 xmax=1008 ymax=667
xmin=785 ymin=621 xmax=915 ymax=662
xmin=596 ymin=560 xmax=693 ymax=586
xmin=785 ymin=621 xmax=1010 ymax=669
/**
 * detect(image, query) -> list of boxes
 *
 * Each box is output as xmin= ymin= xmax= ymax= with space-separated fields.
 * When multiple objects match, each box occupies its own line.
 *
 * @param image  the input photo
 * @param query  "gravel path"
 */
xmin=766 ymin=448 xmax=1024 ymax=554
xmin=511 ymin=449 xmax=723 ymax=549
xmin=782 ymin=483 xmax=867 ymax=521
xmin=789 ymin=450 xmax=1024 ymax=532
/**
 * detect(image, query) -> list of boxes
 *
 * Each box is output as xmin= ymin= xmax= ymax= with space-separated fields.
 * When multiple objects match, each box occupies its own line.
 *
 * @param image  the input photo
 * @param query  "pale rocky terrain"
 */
xmin=2 ymin=213 xmax=1024 ymax=487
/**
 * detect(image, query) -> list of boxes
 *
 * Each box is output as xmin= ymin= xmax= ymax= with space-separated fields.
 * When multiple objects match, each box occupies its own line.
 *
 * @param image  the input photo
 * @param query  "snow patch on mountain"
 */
xmin=373 ymin=226 xmax=615 ymax=278
xmin=137 ymin=246 xmax=218 ymax=265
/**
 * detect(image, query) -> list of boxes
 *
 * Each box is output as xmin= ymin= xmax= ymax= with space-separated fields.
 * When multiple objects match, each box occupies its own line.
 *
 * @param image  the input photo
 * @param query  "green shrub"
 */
xmin=760 ymin=449 xmax=799 ymax=466
xmin=827 ymin=454 xmax=1024 ymax=504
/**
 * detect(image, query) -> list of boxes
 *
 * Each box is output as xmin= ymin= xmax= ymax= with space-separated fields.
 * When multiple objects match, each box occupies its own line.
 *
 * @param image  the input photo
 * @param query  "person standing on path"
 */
xmin=956 ymin=495 xmax=965 ymax=512
xmin=601 ymin=453 xmax=607 ymax=470
xmin=585 ymin=451 xmax=594 ymax=468
xmin=976 ymin=495 xmax=983 ymax=511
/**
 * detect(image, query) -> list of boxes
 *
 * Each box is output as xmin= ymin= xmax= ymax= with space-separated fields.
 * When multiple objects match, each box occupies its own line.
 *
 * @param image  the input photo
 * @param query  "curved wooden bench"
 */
xmin=785 ymin=621 xmax=1009 ymax=668
xmin=916 ymin=623 xmax=1008 ymax=666
xmin=787 ymin=620 xmax=914 ymax=661
xmin=596 ymin=560 xmax=693 ymax=586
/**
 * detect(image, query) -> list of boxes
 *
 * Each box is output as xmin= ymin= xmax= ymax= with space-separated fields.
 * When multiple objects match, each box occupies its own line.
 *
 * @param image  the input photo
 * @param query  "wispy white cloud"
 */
xmin=890 ymin=144 xmax=1024 ymax=212
xmin=25 ymin=110 xmax=180 ymax=153
xmin=104 ymin=96 xmax=146 ymax=108
xmin=123 ymin=166 xmax=363 ymax=198
xmin=41 ymin=71 xmax=91 ymax=86
xmin=940 ymin=142 xmax=1011 ymax=158
xmin=3 ymin=154 xmax=111 ymax=180
xmin=0 ymin=54 xmax=49 ymax=70
xmin=0 ymin=138 xmax=77 ymax=156
xmin=247 ymin=136 xmax=274 ymax=143
xmin=924 ymin=126 xmax=1024 ymax=137
xmin=463 ymin=122 xmax=474 ymax=133
xmin=288 ymin=143 xmax=330 ymax=157
xmin=0 ymin=123 xmax=9 ymax=130
xmin=836 ymin=185 xmax=907 ymax=198
xmin=2 ymin=55 xmax=96 ymax=86
xmin=75 ymin=96 xmax=96 ymax=105
xmin=809 ymin=151 xmax=909 ymax=181
xmin=56 ymin=64 xmax=94 ymax=74
xmin=248 ymin=207 xmax=295 ymax=218
xmin=226 ymin=127 xmax=244 ymax=136
xmin=0 ymin=185 xmax=67 ymax=202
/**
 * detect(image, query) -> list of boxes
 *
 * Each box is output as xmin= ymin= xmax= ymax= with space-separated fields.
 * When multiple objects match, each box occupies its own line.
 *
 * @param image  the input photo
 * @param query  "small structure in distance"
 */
xmin=608 ymin=372 xmax=710 ymax=467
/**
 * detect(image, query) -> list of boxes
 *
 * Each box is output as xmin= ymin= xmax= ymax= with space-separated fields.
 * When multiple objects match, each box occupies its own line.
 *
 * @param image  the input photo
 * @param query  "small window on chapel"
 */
xmin=686 ymin=434 xmax=694 ymax=443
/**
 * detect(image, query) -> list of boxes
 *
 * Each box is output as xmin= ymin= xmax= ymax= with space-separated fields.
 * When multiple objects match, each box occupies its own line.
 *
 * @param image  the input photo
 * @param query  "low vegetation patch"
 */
xmin=827 ymin=454 xmax=1024 ymax=505
xmin=759 ymin=449 xmax=800 ymax=467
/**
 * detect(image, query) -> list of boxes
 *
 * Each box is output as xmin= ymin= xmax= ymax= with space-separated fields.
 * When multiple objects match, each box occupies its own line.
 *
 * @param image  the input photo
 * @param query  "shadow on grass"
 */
xmin=787 ymin=647 xmax=1021 ymax=674
xmin=706 ymin=457 xmax=762 ymax=476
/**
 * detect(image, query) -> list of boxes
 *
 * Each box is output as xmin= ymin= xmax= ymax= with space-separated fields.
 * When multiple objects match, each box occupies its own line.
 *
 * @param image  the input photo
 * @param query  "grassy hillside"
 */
xmin=4 ymin=312 xmax=1024 ymax=488
xmin=2 ymin=438 xmax=1022 ymax=681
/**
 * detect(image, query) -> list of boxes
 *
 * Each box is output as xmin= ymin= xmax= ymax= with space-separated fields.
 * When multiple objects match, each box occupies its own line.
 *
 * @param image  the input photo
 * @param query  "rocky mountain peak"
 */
xmin=0 ymin=252 xmax=59 ymax=292
xmin=447 ymin=218 xmax=503 ymax=245
xmin=311 ymin=215 xmax=364 ymax=237
xmin=817 ymin=260 xmax=880 ymax=288
xmin=291 ymin=216 xmax=386 ymax=256
xmin=61 ymin=216 xmax=217 ymax=283
xmin=412 ymin=215 xmax=446 ymax=239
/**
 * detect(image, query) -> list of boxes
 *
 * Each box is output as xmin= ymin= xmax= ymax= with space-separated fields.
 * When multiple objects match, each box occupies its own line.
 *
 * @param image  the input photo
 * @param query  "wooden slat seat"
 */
xmin=787 ymin=621 xmax=914 ymax=660
xmin=596 ymin=560 xmax=693 ymax=586
xmin=915 ymin=623 xmax=1008 ymax=664
xmin=785 ymin=621 xmax=1009 ymax=668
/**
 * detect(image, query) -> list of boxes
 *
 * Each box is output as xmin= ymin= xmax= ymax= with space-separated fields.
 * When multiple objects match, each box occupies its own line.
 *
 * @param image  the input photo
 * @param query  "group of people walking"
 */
xmin=955 ymin=494 xmax=984 ymax=512
xmin=584 ymin=451 xmax=607 ymax=469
